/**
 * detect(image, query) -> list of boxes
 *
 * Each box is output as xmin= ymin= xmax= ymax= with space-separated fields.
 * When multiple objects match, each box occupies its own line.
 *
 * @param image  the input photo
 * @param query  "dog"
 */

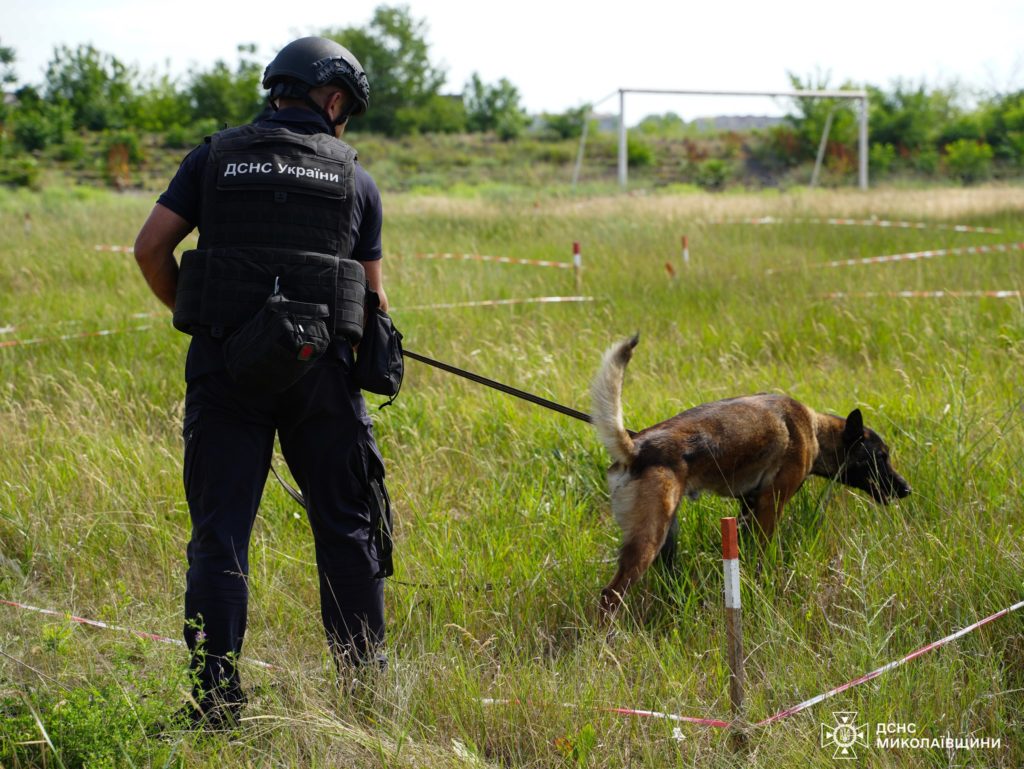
xmin=591 ymin=335 xmax=910 ymax=616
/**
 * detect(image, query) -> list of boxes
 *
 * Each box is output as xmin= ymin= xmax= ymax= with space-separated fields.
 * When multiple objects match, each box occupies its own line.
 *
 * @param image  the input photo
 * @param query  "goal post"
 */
xmin=613 ymin=87 xmax=870 ymax=190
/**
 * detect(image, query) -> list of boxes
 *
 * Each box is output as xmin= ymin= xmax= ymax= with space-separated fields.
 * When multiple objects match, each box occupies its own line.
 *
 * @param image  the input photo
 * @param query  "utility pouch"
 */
xmin=352 ymin=289 xmax=404 ymax=405
xmin=367 ymin=455 xmax=394 ymax=579
xmin=223 ymin=283 xmax=330 ymax=393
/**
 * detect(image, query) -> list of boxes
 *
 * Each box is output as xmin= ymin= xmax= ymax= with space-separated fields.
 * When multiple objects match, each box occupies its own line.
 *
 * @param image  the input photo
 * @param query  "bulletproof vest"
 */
xmin=173 ymin=124 xmax=366 ymax=343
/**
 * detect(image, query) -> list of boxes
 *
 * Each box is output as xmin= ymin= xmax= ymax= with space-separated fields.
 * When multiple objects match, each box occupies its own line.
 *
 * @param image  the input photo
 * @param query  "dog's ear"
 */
xmin=843 ymin=409 xmax=865 ymax=445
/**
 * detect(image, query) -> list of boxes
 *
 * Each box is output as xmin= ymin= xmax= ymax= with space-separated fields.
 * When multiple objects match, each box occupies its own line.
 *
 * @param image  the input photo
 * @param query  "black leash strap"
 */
xmin=402 ymin=348 xmax=597 ymax=427
xmin=274 ymin=348 xmax=634 ymax=510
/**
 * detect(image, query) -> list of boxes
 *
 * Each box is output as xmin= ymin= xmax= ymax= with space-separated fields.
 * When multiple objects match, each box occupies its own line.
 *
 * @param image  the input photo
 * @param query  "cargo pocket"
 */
xmin=182 ymin=419 xmax=202 ymax=499
xmin=365 ymin=448 xmax=394 ymax=579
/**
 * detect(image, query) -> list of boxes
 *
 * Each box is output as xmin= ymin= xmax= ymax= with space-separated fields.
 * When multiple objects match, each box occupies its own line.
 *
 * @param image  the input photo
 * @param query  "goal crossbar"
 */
xmin=612 ymin=87 xmax=870 ymax=189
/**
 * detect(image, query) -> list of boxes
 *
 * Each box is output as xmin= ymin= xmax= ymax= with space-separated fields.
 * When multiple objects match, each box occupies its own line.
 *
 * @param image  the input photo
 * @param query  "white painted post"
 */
xmin=681 ymin=234 xmax=690 ymax=266
xmin=618 ymin=90 xmax=628 ymax=189
xmin=858 ymin=96 xmax=869 ymax=190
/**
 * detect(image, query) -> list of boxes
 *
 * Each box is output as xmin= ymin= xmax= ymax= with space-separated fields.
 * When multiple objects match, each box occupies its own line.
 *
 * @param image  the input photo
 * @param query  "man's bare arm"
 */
xmin=359 ymin=258 xmax=389 ymax=312
xmin=134 ymin=204 xmax=193 ymax=310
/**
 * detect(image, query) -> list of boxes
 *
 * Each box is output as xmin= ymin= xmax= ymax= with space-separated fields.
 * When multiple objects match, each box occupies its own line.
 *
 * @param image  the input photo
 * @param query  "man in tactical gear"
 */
xmin=134 ymin=36 xmax=392 ymax=729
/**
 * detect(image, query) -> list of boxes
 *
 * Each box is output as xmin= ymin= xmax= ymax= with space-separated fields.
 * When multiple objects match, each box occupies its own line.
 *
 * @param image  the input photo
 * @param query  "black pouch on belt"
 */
xmin=352 ymin=289 xmax=404 ymax=405
xmin=223 ymin=284 xmax=331 ymax=393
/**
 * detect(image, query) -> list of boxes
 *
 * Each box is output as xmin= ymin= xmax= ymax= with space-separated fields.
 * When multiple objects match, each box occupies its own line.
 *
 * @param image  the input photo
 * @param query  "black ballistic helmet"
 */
xmin=262 ymin=36 xmax=370 ymax=116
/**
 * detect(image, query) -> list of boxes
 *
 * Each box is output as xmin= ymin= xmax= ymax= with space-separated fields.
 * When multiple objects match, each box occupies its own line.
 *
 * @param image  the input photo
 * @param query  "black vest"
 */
xmin=173 ymin=124 xmax=366 ymax=343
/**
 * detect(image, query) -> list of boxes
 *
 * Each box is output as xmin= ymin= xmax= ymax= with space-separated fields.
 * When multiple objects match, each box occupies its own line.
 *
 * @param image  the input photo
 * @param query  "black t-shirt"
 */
xmin=157 ymin=108 xmax=383 ymax=380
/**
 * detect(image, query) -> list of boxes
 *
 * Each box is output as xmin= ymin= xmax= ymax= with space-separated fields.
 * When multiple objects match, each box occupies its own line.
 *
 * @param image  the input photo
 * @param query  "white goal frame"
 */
xmin=611 ymin=87 xmax=870 ymax=189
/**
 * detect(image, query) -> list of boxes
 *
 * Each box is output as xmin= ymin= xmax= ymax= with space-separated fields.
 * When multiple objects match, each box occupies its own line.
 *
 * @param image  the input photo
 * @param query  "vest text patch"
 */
xmin=216 ymin=152 xmax=346 ymax=198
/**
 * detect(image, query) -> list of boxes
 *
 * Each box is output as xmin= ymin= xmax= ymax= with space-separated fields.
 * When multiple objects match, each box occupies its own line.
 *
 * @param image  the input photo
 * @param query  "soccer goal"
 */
xmin=591 ymin=87 xmax=870 ymax=190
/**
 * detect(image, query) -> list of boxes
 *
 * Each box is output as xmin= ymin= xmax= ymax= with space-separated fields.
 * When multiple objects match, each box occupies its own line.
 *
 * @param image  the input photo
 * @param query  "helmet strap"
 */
xmin=267 ymin=81 xmax=348 ymax=131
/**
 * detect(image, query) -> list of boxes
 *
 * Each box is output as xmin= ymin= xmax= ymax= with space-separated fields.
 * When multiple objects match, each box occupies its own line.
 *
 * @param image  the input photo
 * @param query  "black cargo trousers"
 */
xmin=181 ymin=348 xmax=388 ymax=703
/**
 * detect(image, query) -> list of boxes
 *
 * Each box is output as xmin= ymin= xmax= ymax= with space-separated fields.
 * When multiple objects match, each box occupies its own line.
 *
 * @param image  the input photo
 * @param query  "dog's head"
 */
xmin=836 ymin=409 xmax=911 ymax=503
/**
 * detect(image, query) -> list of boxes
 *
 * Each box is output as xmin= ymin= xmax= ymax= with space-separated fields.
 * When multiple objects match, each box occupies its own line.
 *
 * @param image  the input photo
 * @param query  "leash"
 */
xmin=402 ymin=348 xmax=604 ymax=429
xmin=272 ymin=348 xmax=634 ymax=509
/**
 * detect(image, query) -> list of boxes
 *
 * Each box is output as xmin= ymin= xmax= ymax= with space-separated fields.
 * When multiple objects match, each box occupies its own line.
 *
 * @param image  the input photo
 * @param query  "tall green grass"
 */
xmin=1 ymin=184 xmax=1023 ymax=767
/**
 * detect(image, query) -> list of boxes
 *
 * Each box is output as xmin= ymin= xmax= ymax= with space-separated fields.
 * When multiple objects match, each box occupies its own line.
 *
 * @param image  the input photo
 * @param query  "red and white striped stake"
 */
xmin=572 ymin=241 xmax=583 ymax=291
xmin=682 ymin=235 xmax=690 ymax=266
xmin=722 ymin=517 xmax=745 ymax=727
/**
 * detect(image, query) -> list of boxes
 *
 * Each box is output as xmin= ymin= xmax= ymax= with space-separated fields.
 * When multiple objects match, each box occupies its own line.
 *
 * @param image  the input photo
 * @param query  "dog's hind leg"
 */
xmin=657 ymin=512 xmax=680 ymax=570
xmin=600 ymin=466 xmax=681 ymax=617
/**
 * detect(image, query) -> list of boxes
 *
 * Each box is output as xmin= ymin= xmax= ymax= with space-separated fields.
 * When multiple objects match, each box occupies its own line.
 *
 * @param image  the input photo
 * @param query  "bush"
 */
xmin=627 ymin=135 xmax=654 ymax=167
xmin=0 ymin=156 xmax=41 ymax=188
xmin=102 ymin=129 xmax=144 ymax=165
xmin=163 ymin=118 xmax=220 ymax=149
xmin=869 ymin=142 xmax=897 ymax=175
xmin=694 ymin=158 xmax=731 ymax=191
xmin=944 ymin=138 xmax=993 ymax=183
xmin=54 ymin=134 xmax=86 ymax=162
xmin=11 ymin=110 xmax=56 ymax=151
xmin=914 ymin=147 xmax=940 ymax=175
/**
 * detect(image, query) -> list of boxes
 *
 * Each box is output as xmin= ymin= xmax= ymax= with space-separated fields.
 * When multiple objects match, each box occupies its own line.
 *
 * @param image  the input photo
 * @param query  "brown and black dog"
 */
xmin=591 ymin=335 xmax=910 ymax=615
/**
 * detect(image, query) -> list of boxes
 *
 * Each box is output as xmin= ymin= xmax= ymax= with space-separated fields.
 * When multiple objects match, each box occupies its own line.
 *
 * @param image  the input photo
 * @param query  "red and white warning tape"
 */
xmin=400 ymin=296 xmax=594 ymax=311
xmin=0 ymin=312 xmax=161 ymax=337
xmin=94 ymin=246 xmax=577 ymax=270
xmin=0 ymin=323 xmax=157 ymax=349
xmin=0 ymin=297 xmax=592 ymax=350
xmin=814 ymin=241 xmax=1024 ymax=270
xmin=753 ymin=597 xmax=1024 ymax=727
xmin=484 ymin=595 xmax=1024 ymax=731
xmin=0 ymin=598 xmax=274 ymax=669
xmin=479 ymin=699 xmax=729 ymax=729
xmin=824 ymin=290 xmax=1021 ymax=300
xmin=4 ymin=591 xmax=1023 ymax=726
xmin=393 ymin=252 xmax=575 ymax=269
xmin=722 ymin=217 xmax=1003 ymax=234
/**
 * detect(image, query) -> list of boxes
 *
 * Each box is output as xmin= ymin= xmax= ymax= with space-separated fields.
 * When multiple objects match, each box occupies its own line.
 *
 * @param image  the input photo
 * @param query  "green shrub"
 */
xmin=164 ymin=117 xmax=221 ymax=149
xmin=869 ymin=142 xmax=897 ymax=175
xmin=11 ymin=110 xmax=55 ymax=151
xmin=54 ymin=134 xmax=86 ymax=162
xmin=944 ymin=138 xmax=993 ymax=183
xmin=914 ymin=146 xmax=940 ymax=175
xmin=0 ymin=156 xmax=40 ymax=187
xmin=627 ymin=135 xmax=654 ymax=167
xmin=102 ymin=129 xmax=144 ymax=165
xmin=694 ymin=157 xmax=731 ymax=190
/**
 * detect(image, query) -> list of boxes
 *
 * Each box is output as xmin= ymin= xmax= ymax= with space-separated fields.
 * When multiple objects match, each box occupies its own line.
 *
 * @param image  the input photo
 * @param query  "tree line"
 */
xmin=1 ymin=4 xmax=1021 ymax=188
xmin=0 ymin=6 xmax=545 ymax=150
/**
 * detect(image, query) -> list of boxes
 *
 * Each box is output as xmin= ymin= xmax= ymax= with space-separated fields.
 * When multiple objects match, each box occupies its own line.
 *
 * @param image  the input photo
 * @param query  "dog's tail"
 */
xmin=591 ymin=334 xmax=640 ymax=465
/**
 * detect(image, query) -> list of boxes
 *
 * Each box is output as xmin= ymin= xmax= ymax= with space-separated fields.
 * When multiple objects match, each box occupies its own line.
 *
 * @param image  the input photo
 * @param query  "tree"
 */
xmin=186 ymin=44 xmax=264 ymax=127
xmin=134 ymin=69 xmax=191 ymax=132
xmin=542 ymin=105 xmax=590 ymax=140
xmin=636 ymin=112 xmax=685 ymax=137
xmin=464 ymin=73 xmax=528 ymax=140
xmin=44 ymin=44 xmax=136 ymax=130
xmin=868 ymin=81 xmax=957 ymax=157
xmin=323 ymin=5 xmax=447 ymax=136
xmin=0 ymin=38 xmax=16 ymax=87
xmin=784 ymin=71 xmax=858 ymax=162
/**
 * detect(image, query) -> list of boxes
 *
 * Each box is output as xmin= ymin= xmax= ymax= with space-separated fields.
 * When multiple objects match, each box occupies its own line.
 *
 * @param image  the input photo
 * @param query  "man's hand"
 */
xmin=134 ymin=204 xmax=193 ymax=310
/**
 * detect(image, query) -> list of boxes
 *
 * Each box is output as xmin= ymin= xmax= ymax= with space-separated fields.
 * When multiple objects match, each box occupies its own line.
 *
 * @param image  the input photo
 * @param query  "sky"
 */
xmin=3 ymin=0 xmax=1023 ymax=124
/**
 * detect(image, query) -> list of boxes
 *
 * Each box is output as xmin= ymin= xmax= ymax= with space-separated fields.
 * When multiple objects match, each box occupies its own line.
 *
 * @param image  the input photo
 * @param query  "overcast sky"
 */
xmin=4 ymin=0 xmax=1023 ymax=123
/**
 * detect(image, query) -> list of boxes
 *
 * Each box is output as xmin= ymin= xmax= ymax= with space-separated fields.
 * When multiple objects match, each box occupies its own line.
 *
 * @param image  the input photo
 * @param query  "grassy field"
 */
xmin=1 ymin=182 xmax=1023 ymax=767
